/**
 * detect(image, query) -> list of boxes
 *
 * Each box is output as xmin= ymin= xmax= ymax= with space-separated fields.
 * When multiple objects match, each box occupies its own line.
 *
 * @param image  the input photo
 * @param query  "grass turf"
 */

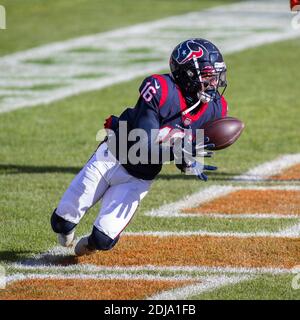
xmin=190 ymin=274 xmax=300 ymax=300
xmin=0 ymin=0 xmax=236 ymax=56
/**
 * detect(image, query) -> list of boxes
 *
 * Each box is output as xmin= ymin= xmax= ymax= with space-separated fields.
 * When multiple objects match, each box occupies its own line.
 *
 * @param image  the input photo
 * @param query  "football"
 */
xmin=203 ymin=117 xmax=245 ymax=150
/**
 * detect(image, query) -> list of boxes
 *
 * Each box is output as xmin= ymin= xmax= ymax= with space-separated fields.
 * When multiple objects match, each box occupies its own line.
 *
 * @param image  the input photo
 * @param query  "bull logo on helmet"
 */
xmin=175 ymin=40 xmax=204 ymax=64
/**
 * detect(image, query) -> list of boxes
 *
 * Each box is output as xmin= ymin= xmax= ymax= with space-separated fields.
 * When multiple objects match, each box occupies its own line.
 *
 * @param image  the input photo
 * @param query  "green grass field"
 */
xmin=0 ymin=0 xmax=299 ymax=300
xmin=0 ymin=0 xmax=236 ymax=56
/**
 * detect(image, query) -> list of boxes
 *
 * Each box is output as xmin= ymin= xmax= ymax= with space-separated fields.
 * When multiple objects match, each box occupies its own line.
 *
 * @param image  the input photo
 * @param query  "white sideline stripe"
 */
xmin=147 ymin=275 xmax=251 ymax=300
xmin=234 ymin=154 xmax=300 ymax=181
xmin=124 ymin=231 xmax=300 ymax=238
xmin=5 ymin=272 xmax=194 ymax=285
xmin=0 ymin=65 xmax=166 ymax=113
xmin=172 ymin=213 xmax=300 ymax=219
xmin=0 ymin=0 xmax=299 ymax=113
xmin=10 ymin=263 xmax=295 ymax=276
xmin=145 ymin=155 xmax=300 ymax=218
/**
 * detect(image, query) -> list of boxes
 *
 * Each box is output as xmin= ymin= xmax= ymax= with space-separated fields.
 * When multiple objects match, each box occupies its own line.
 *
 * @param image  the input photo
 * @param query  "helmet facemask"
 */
xmin=191 ymin=55 xmax=227 ymax=103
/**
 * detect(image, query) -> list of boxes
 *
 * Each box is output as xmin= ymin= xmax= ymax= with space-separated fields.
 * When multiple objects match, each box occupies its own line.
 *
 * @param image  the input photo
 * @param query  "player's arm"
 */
xmin=131 ymin=76 xmax=170 ymax=163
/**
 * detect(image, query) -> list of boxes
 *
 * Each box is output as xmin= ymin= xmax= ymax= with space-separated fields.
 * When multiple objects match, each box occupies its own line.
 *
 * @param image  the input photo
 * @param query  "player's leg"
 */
xmin=75 ymin=168 xmax=152 ymax=256
xmin=51 ymin=143 xmax=111 ymax=246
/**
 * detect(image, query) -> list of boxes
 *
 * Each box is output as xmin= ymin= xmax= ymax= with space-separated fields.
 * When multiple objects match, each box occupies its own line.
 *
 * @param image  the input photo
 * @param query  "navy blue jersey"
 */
xmin=106 ymin=73 xmax=228 ymax=180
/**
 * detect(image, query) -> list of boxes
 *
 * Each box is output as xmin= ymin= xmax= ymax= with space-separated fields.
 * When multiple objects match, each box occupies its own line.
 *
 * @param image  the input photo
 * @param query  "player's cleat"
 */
xmin=58 ymin=230 xmax=75 ymax=247
xmin=74 ymin=236 xmax=96 ymax=256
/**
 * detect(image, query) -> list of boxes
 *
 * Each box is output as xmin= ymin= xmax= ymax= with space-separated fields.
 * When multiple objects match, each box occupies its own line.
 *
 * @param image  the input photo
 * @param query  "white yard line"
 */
xmin=124 ymin=230 xmax=300 ymax=238
xmin=171 ymin=213 xmax=300 ymax=219
xmin=10 ymin=263 xmax=295 ymax=276
xmin=147 ymin=275 xmax=251 ymax=300
xmin=5 ymin=272 xmax=194 ymax=285
xmin=0 ymin=0 xmax=298 ymax=113
xmin=234 ymin=153 xmax=300 ymax=181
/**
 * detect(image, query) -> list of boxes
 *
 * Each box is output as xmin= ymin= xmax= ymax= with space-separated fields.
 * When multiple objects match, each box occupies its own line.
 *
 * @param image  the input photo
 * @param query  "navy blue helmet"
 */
xmin=170 ymin=38 xmax=227 ymax=100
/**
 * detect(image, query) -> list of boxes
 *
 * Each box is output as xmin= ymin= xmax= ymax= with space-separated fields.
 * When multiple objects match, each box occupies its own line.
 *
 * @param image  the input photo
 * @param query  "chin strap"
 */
xmin=197 ymin=91 xmax=211 ymax=104
xmin=181 ymin=98 xmax=201 ymax=116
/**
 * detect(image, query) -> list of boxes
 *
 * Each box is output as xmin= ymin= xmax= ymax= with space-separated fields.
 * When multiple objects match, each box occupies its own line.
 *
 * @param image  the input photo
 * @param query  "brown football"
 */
xmin=203 ymin=117 xmax=245 ymax=150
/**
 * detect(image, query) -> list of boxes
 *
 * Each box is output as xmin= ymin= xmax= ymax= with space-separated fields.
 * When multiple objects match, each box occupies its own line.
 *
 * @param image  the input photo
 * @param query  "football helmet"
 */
xmin=170 ymin=38 xmax=227 ymax=103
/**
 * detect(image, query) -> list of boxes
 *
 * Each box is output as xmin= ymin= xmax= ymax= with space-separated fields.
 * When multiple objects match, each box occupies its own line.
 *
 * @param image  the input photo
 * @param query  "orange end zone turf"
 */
xmin=182 ymin=190 xmax=300 ymax=215
xmin=72 ymin=236 xmax=300 ymax=269
xmin=0 ymin=278 xmax=195 ymax=300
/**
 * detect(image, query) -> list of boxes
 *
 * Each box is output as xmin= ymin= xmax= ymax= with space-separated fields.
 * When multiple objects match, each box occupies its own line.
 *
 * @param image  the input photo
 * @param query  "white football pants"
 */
xmin=56 ymin=142 xmax=153 ymax=239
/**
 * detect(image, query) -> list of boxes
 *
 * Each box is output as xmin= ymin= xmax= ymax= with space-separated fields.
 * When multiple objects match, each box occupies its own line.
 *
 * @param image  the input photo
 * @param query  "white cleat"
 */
xmin=58 ymin=230 xmax=75 ymax=247
xmin=74 ymin=236 xmax=96 ymax=256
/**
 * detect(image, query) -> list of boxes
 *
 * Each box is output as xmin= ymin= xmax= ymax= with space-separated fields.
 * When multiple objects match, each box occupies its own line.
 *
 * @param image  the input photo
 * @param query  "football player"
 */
xmin=50 ymin=38 xmax=228 ymax=256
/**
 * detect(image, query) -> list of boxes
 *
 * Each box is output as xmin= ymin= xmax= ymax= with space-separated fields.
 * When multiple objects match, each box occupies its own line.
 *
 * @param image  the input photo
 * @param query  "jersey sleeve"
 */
xmin=134 ymin=75 xmax=163 ymax=131
xmin=132 ymin=75 xmax=173 ymax=163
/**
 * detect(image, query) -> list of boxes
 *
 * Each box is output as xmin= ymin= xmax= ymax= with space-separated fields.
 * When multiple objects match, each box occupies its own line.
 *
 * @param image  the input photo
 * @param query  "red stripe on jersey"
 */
xmin=187 ymin=102 xmax=209 ymax=122
xmin=176 ymin=85 xmax=209 ymax=122
xmin=221 ymin=96 xmax=228 ymax=117
xmin=153 ymin=74 xmax=168 ymax=109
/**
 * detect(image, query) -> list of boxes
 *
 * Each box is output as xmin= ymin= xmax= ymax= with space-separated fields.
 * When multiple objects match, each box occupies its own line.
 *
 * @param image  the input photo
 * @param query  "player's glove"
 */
xmin=174 ymin=136 xmax=217 ymax=181
xmin=184 ymin=160 xmax=217 ymax=181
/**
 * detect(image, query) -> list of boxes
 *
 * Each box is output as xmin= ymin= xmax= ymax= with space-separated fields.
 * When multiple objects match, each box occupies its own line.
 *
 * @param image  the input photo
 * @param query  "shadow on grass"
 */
xmin=0 ymin=250 xmax=37 ymax=263
xmin=0 ymin=164 xmax=80 ymax=175
xmin=0 ymin=163 xmax=239 ymax=180
xmin=157 ymin=172 xmax=241 ymax=181
xmin=1 ymin=164 xmax=298 ymax=182
xmin=24 ymin=253 xmax=78 ymax=266
xmin=18 ymin=253 xmax=80 ymax=267
xmin=0 ymin=249 xmax=79 ymax=266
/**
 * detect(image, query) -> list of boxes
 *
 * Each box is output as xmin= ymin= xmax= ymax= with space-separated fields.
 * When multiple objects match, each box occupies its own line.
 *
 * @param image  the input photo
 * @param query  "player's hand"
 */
xmin=179 ymin=136 xmax=215 ymax=159
xmin=185 ymin=161 xmax=217 ymax=181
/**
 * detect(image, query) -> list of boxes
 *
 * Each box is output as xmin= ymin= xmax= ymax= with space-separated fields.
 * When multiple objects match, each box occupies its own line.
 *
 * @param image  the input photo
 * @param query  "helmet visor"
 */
xmin=201 ymin=70 xmax=227 ymax=91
